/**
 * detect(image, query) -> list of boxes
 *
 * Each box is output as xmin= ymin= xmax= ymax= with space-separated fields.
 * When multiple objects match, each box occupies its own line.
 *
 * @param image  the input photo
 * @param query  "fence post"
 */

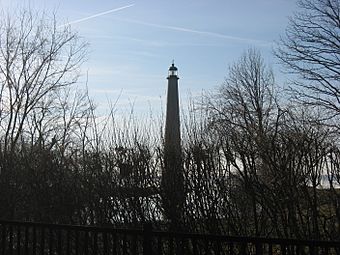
xmin=256 ymin=242 xmax=263 ymax=255
xmin=143 ymin=223 xmax=153 ymax=255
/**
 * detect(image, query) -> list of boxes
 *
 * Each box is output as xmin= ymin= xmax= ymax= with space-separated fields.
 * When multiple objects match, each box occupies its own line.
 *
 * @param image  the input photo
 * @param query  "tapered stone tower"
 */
xmin=165 ymin=63 xmax=180 ymax=151
xmin=162 ymin=62 xmax=184 ymax=230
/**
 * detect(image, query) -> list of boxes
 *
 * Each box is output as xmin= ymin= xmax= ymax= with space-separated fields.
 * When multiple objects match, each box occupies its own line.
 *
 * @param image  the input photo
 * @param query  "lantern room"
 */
xmin=168 ymin=63 xmax=178 ymax=78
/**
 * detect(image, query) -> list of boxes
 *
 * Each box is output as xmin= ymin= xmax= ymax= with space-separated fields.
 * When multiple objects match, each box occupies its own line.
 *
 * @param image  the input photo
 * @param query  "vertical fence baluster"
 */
xmin=309 ymin=245 xmax=316 ymax=255
xmin=175 ymin=237 xmax=179 ymax=255
xmin=57 ymin=229 xmax=62 ymax=255
xmin=84 ymin=231 xmax=89 ymax=255
xmin=93 ymin=231 xmax=98 ymax=255
xmin=24 ymin=226 xmax=29 ymax=255
xmin=269 ymin=243 xmax=273 ymax=255
xmin=66 ymin=230 xmax=70 ymax=255
xmin=215 ymin=240 xmax=221 ymax=255
xmin=9 ymin=225 xmax=13 ymax=255
xmin=175 ymin=237 xmax=180 ymax=255
xmin=240 ymin=242 xmax=247 ymax=255
xmin=296 ymin=245 xmax=301 ymax=255
xmin=32 ymin=227 xmax=36 ymax=255
xmin=143 ymin=223 xmax=152 ymax=255
xmin=281 ymin=244 xmax=287 ymax=255
xmin=113 ymin=233 xmax=117 ymax=254
xmin=49 ymin=228 xmax=53 ymax=255
xmin=0 ymin=226 xmax=2 ymax=255
xmin=204 ymin=239 xmax=209 ymax=255
xmin=230 ymin=242 xmax=235 ymax=255
xmin=169 ymin=236 xmax=174 ymax=255
xmin=157 ymin=236 xmax=162 ymax=255
xmin=103 ymin=232 xmax=108 ymax=255
xmin=193 ymin=238 xmax=198 ymax=255
xmin=17 ymin=225 xmax=21 ymax=255
xmin=1 ymin=224 xmax=5 ymax=255
xmin=75 ymin=231 xmax=79 ymax=255
xmin=256 ymin=242 xmax=262 ymax=255
xmin=131 ymin=233 xmax=137 ymax=255
xmin=123 ymin=234 xmax=127 ymax=255
xmin=324 ymin=247 xmax=329 ymax=255
xmin=180 ymin=238 xmax=185 ymax=255
xmin=40 ymin=228 xmax=45 ymax=255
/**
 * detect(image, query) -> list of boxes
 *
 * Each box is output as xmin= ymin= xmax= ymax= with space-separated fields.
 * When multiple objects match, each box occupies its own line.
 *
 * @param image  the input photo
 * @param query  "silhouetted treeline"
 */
xmin=0 ymin=0 xmax=339 ymax=240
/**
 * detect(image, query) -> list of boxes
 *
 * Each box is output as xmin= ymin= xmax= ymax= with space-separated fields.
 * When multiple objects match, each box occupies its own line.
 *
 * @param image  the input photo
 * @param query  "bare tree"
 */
xmin=204 ymin=48 xmax=339 ymax=239
xmin=0 ymin=8 xmax=88 ymax=153
xmin=205 ymin=48 xmax=278 ymax=236
xmin=275 ymin=0 xmax=340 ymax=121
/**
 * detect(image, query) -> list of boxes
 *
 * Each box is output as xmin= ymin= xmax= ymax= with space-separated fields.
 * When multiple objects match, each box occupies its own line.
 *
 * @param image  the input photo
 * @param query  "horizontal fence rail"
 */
xmin=0 ymin=220 xmax=340 ymax=255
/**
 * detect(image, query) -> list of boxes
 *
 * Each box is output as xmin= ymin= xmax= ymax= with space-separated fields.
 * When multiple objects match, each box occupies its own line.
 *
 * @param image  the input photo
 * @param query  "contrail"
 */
xmin=115 ymin=18 xmax=270 ymax=46
xmin=59 ymin=4 xmax=135 ymax=27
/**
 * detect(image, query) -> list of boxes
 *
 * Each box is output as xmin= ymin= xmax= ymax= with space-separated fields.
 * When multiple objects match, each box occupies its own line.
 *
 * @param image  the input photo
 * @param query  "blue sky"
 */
xmin=1 ymin=0 xmax=297 ymax=115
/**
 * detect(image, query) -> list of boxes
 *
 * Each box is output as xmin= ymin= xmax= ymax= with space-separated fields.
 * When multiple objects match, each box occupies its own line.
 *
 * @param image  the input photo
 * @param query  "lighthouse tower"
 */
xmin=164 ymin=62 xmax=180 ymax=151
xmin=162 ymin=62 xmax=184 ymax=230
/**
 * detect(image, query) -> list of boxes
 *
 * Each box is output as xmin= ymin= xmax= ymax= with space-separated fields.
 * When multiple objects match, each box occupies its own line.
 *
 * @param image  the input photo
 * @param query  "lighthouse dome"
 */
xmin=169 ymin=63 xmax=177 ymax=71
xmin=168 ymin=63 xmax=178 ymax=77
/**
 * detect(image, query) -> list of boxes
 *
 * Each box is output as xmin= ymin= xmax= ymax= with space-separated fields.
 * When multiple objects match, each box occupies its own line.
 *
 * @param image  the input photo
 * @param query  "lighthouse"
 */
xmin=164 ymin=62 xmax=181 ymax=152
xmin=162 ymin=62 xmax=184 ymax=230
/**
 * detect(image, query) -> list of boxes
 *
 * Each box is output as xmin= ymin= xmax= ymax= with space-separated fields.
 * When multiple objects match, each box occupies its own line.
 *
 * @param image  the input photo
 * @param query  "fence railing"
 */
xmin=0 ymin=219 xmax=340 ymax=255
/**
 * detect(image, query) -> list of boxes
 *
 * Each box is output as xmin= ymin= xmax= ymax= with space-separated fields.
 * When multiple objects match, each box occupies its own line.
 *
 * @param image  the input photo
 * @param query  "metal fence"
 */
xmin=0 ymin=219 xmax=340 ymax=255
